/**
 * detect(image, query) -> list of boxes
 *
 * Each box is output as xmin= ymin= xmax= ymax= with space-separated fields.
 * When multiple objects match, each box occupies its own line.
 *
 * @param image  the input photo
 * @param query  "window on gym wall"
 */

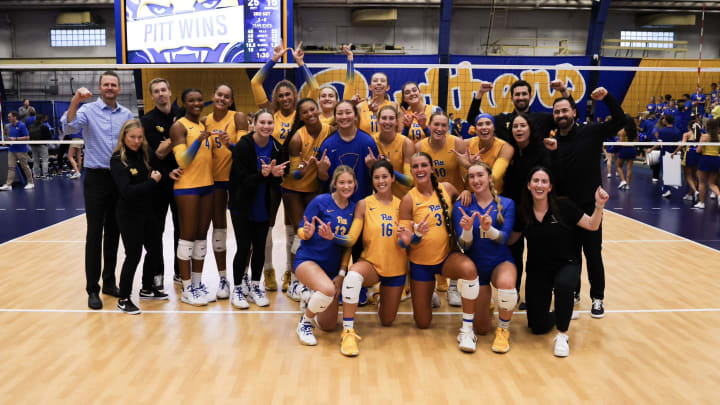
xmin=50 ymin=27 xmax=106 ymax=47
xmin=620 ymin=31 xmax=675 ymax=49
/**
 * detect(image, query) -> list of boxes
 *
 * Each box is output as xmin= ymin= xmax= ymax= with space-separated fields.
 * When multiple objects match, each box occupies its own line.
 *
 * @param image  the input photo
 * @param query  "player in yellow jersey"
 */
xmin=336 ymin=160 xmax=408 ymax=356
xmin=169 ymin=89 xmax=214 ymax=307
xmin=415 ymin=112 xmax=468 ymax=299
xmin=251 ymin=42 xmax=320 ymax=291
xmin=202 ymin=83 xmax=249 ymax=298
xmin=343 ymin=46 xmax=398 ymax=136
xmin=398 ymin=152 xmax=479 ymax=353
xmin=374 ymin=105 xmax=414 ymax=198
xmin=281 ymin=98 xmax=333 ymax=300
xmin=695 ymin=118 xmax=720 ymax=209
xmin=399 ymin=82 xmax=442 ymax=143
xmin=462 ymin=114 xmax=514 ymax=195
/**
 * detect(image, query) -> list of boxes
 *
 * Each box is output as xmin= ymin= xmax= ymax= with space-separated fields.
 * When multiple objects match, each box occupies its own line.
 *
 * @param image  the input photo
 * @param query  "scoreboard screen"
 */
xmin=120 ymin=0 xmax=286 ymax=64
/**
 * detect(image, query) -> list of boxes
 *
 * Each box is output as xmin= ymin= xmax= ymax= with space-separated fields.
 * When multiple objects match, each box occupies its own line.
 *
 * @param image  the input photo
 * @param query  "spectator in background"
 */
xmin=25 ymin=109 xmax=37 ymax=127
xmin=691 ymin=87 xmax=707 ymax=117
xmin=29 ymin=113 xmax=51 ymax=179
xmin=18 ymin=99 xmax=36 ymax=123
xmin=0 ymin=111 xmax=35 ymax=190
xmin=710 ymin=83 xmax=718 ymax=105
xmin=647 ymin=114 xmax=682 ymax=198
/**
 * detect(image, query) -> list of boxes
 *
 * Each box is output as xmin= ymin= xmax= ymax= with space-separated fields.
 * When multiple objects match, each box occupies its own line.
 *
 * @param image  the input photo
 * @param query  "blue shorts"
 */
xmin=618 ymin=146 xmax=636 ymax=160
xmin=174 ymin=185 xmax=214 ymax=196
xmin=293 ymin=254 xmax=339 ymax=279
xmin=698 ymin=155 xmax=720 ymax=173
xmin=214 ymin=181 xmax=229 ymax=190
xmin=475 ymin=257 xmax=515 ymax=286
xmin=684 ymin=148 xmax=699 ymax=167
xmin=379 ymin=274 xmax=406 ymax=287
xmin=410 ymin=258 xmax=448 ymax=282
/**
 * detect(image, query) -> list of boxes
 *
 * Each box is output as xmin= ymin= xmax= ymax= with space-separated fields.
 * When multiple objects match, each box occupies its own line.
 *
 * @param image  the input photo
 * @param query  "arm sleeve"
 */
xmin=491 ymin=157 xmax=510 ymax=187
xmin=110 ymin=158 xmax=155 ymax=202
xmin=340 ymin=248 xmax=352 ymax=269
xmin=300 ymin=64 xmax=320 ymax=101
xmin=173 ymin=138 xmax=202 ymax=169
xmin=394 ymin=162 xmax=413 ymax=187
xmin=250 ymin=59 xmax=275 ymax=107
xmin=467 ymin=96 xmax=482 ymax=123
xmin=333 ymin=216 xmax=364 ymax=247
xmin=342 ymin=59 xmax=355 ymax=101
xmin=498 ymin=199 xmax=515 ymax=245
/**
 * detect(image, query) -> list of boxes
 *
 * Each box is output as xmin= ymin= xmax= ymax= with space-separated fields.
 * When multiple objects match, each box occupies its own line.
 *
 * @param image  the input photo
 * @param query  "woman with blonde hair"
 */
xmin=110 ymin=119 xmax=165 ymax=314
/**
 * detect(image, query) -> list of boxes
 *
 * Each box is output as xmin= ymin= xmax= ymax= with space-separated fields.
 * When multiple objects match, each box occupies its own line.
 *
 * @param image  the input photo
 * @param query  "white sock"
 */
xmin=153 ymin=275 xmax=163 ymax=286
xmin=264 ymin=226 xmax=273 ymax=269
xmin=191 ymin=272 xmax=202 ymax=288
xmin=450 ymin=279 xmax=458 ymax=288
xmin=343 ymin=317 xmax=354 ymax=330
xmin=498 ymin=316 xmax=510 ymax=329
xmin=301 ymin=314 xmax=313 ymax=324
xmin=182 ymin=279 xmax=191 ymax=291
xmin=462 ymin=313 xmax=474 ymax=332
xmin=219 ymin=270 xmax=226 ymax=280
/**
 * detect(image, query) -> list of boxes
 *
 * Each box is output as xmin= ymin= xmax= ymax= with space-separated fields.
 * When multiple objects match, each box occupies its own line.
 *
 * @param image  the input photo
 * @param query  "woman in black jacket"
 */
xmin=502 ymin=113 xmax=551 ymax=308
xmin=110 ymin=119 xmax=166 ymax=315
xmin=229 ymin=109 xmax=288 ymax=309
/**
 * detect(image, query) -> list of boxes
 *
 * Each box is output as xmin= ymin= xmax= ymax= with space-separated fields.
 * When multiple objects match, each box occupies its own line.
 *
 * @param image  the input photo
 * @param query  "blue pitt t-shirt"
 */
xmin=452 ymin=195 xmax=515 ymax=269
xmin=249 ymin=141 xmax=273 ymax=222
xmin=296 ymin=193 xmax=356 ymax=274
xmin=318 ymin=129 xmax=379 ymax=203
xmin=8 ymin=121 xmax=29 ymax=153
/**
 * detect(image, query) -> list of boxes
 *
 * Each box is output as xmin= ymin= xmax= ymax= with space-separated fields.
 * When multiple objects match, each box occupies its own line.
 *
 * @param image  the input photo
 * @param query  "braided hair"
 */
xmin=467 ymin=162 xmax=504 ymax=226
xmin=414 ymin=152 xmax=457 ymax=250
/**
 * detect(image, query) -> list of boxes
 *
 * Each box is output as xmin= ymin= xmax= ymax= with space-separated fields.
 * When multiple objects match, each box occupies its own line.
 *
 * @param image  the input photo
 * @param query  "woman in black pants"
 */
xmin=502 ymin=113 xmax=551 ymax=309
xmin=228 ymin=109 xmax=287 ymax=309
xmin=508 ymin=166 xmax=608 ymax=357
xmin=110 ymin=119 xmax=166 ymax=314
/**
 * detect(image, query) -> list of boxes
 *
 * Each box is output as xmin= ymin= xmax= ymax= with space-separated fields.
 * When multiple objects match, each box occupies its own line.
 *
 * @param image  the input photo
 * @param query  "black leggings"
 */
xmin=525 ymin=263 xmax=580 ymax=334
xmin=576 ymin=205 xmax=605 ymax=300
xmin=231 ymin=213 xmax=269 ymax=283
xmin=117 ymin=211 xmax=161 ymax=299
xmin=510 ymin=236 xmax=525 ymax=293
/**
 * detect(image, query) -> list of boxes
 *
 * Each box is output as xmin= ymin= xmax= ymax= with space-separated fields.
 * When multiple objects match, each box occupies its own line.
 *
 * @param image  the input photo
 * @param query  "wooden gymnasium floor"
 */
xmin=1 ymin=208 xmax=719 ymax=403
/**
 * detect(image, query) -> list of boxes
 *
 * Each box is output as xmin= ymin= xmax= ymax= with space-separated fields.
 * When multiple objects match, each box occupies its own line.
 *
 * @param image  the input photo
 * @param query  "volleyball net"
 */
xmin=1 ymin=58 xmax=720 ymax=145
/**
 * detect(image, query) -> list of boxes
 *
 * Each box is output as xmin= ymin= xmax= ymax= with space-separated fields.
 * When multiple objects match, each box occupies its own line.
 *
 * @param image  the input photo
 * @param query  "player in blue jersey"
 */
xmin=453 ymin=163 xmax=516 ymax=353
xmin=294 ymin=166 xmax=358 ymax=346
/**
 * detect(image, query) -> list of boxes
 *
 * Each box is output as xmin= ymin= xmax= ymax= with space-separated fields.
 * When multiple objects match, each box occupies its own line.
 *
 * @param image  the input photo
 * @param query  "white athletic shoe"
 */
xmin=216 ymin=278 xmax=230 ymax=300
xmin=69 ymin=172 xmax=81 ymax=179
xmin=457 ymin=329 xmax=477 ymax=353
xmin=0 ymin=184 xmax=10 ymax=191
xmin=240 ymin=271 xmax=251 ymax=297
xmin=662 ymin=190 xmax=672 ymax=198
xmin=290 ymin=281 xmax=302 ymax=302
xmin=231 ymin=286 xmax=249 ymax=309
xmin=24 ymin=183 xmax=34 ymax=190
xmin=447 ymin=284 xmax=462 ymax=307
xmin=617 ymin=180 xmax=626 ymax=190
xmin=198 ymin=282 xmax=216 ymax=302
xmin=553 ymin=333 xmax=570 ymax=357
xmin=297 ymin=319 xmax=317 ymax=346
xmin=571 ymin=310 xmax=580 ymax=320
xmin=711 ymin=192 xmax=717 ymax=200
xmin=682 ymin=193 xmax=693 ymax=201
xmin=181 ymin=286 xmax=208 ymax=306
xmin=249 ymin=282 xmax=270 ymax=307
xmin=694 ymin=202 xmax=705 ymax=209
xmin=431 ymin=292 xmax=441 ymax=308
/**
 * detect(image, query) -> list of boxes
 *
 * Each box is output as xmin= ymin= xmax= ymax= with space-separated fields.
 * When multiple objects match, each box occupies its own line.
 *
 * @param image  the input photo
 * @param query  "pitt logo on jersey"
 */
xmin=336 ymin=216 xmax=348 ymax=226
xmin=429 ymin=204 xmax=441 ymax=212
xmin=381 ymin=214 xmax=393 ymax=221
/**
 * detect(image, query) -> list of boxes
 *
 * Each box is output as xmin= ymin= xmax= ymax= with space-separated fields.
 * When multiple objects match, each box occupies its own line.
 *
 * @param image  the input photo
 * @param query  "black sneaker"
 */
xmin=173 ymin=274 xmax=182 ymax=284
xmin=139 ymin=288 xmax=169 ymax=300
xmin=518 ymin=302 xmax=527 ymax=311
xmin=591 ymin=298 xmax=605 ymax=318
xmin=117 ymin=298 xmax=141 ymax=315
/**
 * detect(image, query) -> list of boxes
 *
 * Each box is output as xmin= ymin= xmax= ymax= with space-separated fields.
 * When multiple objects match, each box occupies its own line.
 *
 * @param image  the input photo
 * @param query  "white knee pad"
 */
xmin=460 ymin=277 xmax=480 ymax=300
xmin=191 ymin=239 xmax=207 ymax=260
xmin=212 ymin=228 xmax=227 ymax=252
xmin=307 ymin=290 xmax=334 ymax=314
xmin=497 ymin=288 xmax=518 ymax=311
xmin=177 ymin=239 xmax=194 ymax=261
xmin=291 ymin=235 xmax=301 ymax=255
xmin=342 ymin=271 xmax=364 ymax=304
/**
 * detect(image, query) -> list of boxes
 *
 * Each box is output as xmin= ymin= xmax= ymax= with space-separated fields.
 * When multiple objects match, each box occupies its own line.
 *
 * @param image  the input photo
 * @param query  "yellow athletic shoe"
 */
xmin=281 ymin=270 xmax=291 ymax=292
xmin=264 ymin=268 xmax=278 ymax=291
xmin=340 ymin=328 xmax=362 ymax=357
xmin=491 ymin=327 xmax=510 ymax=353
xmin=435 ymin=275 xmax=448 ymax=292
xmin=367 ymin=283 xmax=381 ymax=305
xmin=400 ymin=284 xmax=412 ymax=301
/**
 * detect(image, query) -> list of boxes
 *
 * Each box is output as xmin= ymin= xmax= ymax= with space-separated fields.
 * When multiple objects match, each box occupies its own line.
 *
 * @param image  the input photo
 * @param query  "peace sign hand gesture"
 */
xmin=458 ymin=207 xmax=477 ymax=231
xmin=316 ymin=217 xmax=334 ymax=240
xmin=302 ymin=216 xmax=317 ymax=239
xmin=479 ymin=212 xmax=493 ymax=232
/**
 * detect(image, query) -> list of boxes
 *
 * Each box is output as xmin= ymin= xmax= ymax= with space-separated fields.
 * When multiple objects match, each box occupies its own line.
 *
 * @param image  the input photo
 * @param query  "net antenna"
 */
xmin=696 ymin=2 xmax=706 ymax=116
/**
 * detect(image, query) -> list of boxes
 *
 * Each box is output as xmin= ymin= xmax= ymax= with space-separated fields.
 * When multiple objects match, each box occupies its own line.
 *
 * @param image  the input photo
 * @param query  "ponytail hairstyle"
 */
xmin=400 ymin=82 xmax=420 ymax=110
xmin=467 ymin=162 xmax=504 ymax=226
xmin=330 ymin=165 xmax=357 ymax=193
xmin=428 ymin=110 xmax=450 ymax=128
xmin=281 ymin=98 xmax=318 ymax=163
xmin=413 ymin=152 xmax=457 ymax=249
xmin=377 ymin=104 xmax=399 ymax=133
xmin=370 ymin=159 xmax=395 ymax=193
xmin=214 ymin=83 xmax=237 ymax=111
